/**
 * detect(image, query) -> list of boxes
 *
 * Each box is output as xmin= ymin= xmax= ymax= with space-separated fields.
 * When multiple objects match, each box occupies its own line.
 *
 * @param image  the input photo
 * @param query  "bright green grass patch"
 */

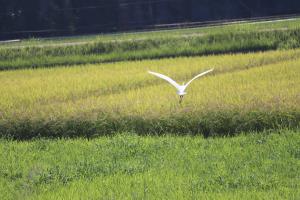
xmin=1 ymin=26 xmax=300 ymax=70
xmin=0 ymin=49 xmax=299 ymax=139
xmin=0 ymin=130 xmax=299 ymax=199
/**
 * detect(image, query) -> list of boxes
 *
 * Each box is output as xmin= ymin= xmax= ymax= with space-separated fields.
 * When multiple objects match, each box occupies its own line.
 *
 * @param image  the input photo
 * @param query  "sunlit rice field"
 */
xmin=0 ymin=48 xmax=299 ymax=139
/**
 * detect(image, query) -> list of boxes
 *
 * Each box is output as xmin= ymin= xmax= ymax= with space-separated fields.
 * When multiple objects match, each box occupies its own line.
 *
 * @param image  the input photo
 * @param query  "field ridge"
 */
xmin=1 ymin=28 xmax=300 ymax=70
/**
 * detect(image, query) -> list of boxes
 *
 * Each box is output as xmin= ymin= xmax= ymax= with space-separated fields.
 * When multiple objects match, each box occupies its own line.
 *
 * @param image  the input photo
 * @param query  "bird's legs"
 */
xmin=179 ymin=95 xmax=184 ymax=104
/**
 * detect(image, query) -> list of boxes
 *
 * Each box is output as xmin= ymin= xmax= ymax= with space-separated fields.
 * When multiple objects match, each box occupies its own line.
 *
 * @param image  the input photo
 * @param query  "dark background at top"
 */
xmin=0 ymin=0 xmax=300 ymax=39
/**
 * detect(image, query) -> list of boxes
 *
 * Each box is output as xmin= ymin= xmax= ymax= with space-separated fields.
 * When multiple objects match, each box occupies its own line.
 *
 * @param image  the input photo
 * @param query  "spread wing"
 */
xmin=148 ymin=71 xmax=180 ymax=90
xmin=184 ymin=68 xmax=214 ymax=88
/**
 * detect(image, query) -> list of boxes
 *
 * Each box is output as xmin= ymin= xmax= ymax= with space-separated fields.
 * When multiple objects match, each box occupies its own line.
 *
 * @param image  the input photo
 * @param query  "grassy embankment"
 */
xmin=2 ymin=17 xmax=300 ymax=47
xmin=0 ymin=18 xmax=300 ymax=70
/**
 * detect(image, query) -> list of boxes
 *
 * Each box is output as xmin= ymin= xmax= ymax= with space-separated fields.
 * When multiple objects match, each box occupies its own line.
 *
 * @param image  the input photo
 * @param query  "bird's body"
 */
xmin=177 ymin=86 xmax=187 ymax=96
xmin=148 ymin=69 xmax=214 ymax=103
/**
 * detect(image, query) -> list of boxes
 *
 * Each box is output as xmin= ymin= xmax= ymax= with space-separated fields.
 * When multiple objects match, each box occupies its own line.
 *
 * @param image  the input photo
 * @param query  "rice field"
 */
xmin=0 ymin=48 xmax=299 ymax=139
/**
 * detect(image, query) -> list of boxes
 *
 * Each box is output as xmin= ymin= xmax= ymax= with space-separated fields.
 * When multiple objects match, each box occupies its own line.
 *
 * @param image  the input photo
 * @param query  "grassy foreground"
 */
xmin=0 ymin=130 xmax=299 ymax=199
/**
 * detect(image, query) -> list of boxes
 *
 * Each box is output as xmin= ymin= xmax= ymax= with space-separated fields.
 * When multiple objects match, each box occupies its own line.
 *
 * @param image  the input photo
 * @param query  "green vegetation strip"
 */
xmin=1 ymin=27 xmax=300 ymax=70
xmin=1 ymin=130 xmax=299 ymax=199
xmin=2 ymin=17 xmax=300 ymax=48
xmin=0 ymin=49 xmax=299 ymax=139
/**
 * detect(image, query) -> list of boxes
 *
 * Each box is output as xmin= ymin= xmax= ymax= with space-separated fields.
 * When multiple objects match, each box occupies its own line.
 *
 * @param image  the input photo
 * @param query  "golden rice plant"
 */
xmin=0 ymin=49 xmax=299 ymax=138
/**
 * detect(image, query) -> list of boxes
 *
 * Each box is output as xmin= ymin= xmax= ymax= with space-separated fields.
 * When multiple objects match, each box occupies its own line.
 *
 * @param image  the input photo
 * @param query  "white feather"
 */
xmin=183 ymin=68 xmax=214 ymax=89
xmin=148 ymin=68 xmax=213 ymax=96
xmin=148 ymin=71 xmax=181 ymax=90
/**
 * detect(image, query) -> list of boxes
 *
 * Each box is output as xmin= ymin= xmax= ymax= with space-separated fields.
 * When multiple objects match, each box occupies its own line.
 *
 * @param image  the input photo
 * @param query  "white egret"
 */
xmin=148 ymin=69 xmax=214 ymax=103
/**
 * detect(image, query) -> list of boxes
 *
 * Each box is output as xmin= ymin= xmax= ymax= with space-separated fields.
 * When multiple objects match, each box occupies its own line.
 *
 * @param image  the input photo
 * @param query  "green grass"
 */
xmin=1 ymin=22 xmax=300 ymax=70
xmin=0 ymin=130 xmax=299 ymax=199
xmin=0 ymin=49 xmax=299 ymax=139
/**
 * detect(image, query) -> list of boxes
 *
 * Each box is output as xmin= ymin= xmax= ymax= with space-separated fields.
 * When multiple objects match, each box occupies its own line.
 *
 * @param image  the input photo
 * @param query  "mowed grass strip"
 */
xmin=0 ymin=49 xmax=299 ymax=139
xmin=0 ymin=130 xmax=299 ymax=199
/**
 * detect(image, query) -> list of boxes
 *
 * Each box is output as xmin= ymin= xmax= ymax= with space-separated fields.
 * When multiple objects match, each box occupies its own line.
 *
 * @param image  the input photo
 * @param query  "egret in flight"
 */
xmin=148 ymin=69 xmax=214 ymax=103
